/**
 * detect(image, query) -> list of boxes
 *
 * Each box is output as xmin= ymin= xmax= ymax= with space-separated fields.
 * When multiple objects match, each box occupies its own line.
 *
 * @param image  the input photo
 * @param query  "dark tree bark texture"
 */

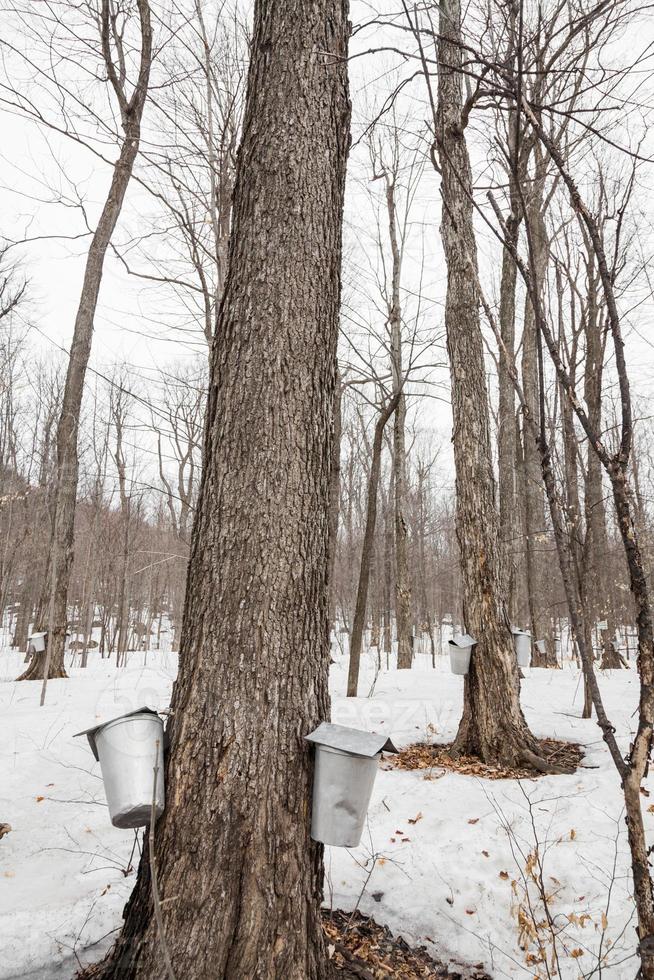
xmin=90 ymin=0 xmax=350 ymax=977
xmin=437 ymin=0 xmax=539 ymax=766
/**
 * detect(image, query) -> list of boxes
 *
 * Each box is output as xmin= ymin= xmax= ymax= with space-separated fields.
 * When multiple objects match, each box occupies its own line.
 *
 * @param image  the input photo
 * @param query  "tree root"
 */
xmin=519 ymin=748 xmax=567 ymax=775
xmin=15 ymin=654 xmax=67 ymax=682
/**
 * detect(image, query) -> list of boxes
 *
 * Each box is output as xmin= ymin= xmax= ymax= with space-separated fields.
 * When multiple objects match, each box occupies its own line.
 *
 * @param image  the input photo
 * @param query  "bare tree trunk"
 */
xmin=520 ymin=176 xmax=550 ymax=664
xmin=499 ymin=98 xmax=654 ymax=971
xmin=28 ymin=0 xmax=152 ymax=685
xmin=382 ymin=468 xmax=393 ymax=662
xmin=436 ymin=0 xmax=539 ymax=765
xmin=498 ymin=209 xmax=520 ymax=612
xmin=115 ymin=514 xmax=130 ymax=666
xmin=327 ymin=372 xmax=343 ymax=626
xmin=384 ymin=180 xmax=412 ymax=670
xmin=89 ymin=0 xmax=350 ymax=974
xmin=12 ymin=574 xmax=34 ymax=651
xmin=112 ymin=391 xmax=131 ymax=668
xmin=348 ymin=396 xmax=399 ymax=697
xmin=497 ymin=109 xmax=522 ymax=614
xmin=581 ymin=254 xmax=622 ymax=669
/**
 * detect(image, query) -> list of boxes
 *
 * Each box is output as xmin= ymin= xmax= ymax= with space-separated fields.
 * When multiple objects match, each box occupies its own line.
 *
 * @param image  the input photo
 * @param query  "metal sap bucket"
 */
xmin=75 ymin=707 xmax=165 ymax=828
xmin=305 ymin=722 xmax=397 ymax=848
xmin=28 ymin=632 xmax=47 ymax=653
xmin=512 ymin=628 xmax=532 ymax=667
xmin=535 ymin=639 xmax=546 ymax=655
xmin=449 ymin=633 xmax=476 ymax=675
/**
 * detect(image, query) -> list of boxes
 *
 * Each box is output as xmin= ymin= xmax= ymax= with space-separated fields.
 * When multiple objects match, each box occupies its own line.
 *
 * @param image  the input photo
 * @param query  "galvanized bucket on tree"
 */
xmin=448 ymin=633 xmax=476 ymax=675
xmin=75 ymin=707 xmax=165 ymax=828
xmin=305 ymin=722 xmax=397 ymax=848
xmin=512 ymin=628 xmax=532 ymax=667
xmin=28 ymin=632 xmax=47 ymax=654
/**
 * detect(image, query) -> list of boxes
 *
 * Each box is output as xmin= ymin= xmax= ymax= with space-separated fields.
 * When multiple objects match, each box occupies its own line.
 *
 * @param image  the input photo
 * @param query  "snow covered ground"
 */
xmin=0 ymin=644 xmax=646 ymax=978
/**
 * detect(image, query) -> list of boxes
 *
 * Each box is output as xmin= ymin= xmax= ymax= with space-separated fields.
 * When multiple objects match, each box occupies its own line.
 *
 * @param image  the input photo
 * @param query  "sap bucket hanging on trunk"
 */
xmin=512 ymin=628 xmax=532 ymax=667
xmin=75 ymin=707 xmax=165 ymax=829
xmin=448 ymin=633 xmax=476 ymax=675
xmin=305 ymin=722 xmax=397 ymax=848
xmin=28 ymin=632 xmax=47 ymax=654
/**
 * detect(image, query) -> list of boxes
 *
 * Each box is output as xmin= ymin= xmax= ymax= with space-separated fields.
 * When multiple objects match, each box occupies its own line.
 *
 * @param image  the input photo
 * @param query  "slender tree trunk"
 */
xmin=12 ymin=574 xmax=34 ymax=651
xmin=382 ymin=468 xmax=393 ymax=662
xmin=385 ymin=180 xmax=412 ymax=670
xmin=115 ymin=515 xmax=130 ymax=666
xmin=437 ymin=0 xmax=539 ymax=765
xmin=90 ymin=0 xmax=350 ymax=975
xmin=582 ymin=259 xmax=622 ymax=669
xmin=497 ymin=133 xmax=521 ymax=613
xmin=81 ymin=586 xmax=95 ymax=669
xmin=348 ymin=396 xmax=399 ymax=697
xmin=327 ymin=373 xmax=343 ymax=627
xmin=520 ymin=181 xmax=550 ymax=664
xmin=497 ymin=99 xmax=654 ymax=969
xmin=32 ymin=0 xmax=152 ymax=684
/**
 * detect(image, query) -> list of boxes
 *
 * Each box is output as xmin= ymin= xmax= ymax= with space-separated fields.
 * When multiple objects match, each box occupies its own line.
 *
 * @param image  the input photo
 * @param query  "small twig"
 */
xmin=330 ymin=940 xmax=376 ymax=980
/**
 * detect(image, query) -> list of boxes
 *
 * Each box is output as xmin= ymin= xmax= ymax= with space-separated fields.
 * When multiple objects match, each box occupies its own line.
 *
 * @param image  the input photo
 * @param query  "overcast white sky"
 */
xmin=1 ymin=0 xmax=653 ymax=489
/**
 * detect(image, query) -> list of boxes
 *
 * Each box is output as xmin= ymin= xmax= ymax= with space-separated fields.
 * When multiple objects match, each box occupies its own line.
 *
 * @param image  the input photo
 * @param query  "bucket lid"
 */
xmin=74 ymin=707 xmax=163 ymax=761
xmin=448 ymin=633 xmax=476 ymax=648
xmin=305 ymin=722 xmax=397 ymax=758
xmin=29 ymin=632 xmax=47 ymax=640
xmin=511 ymin=626 xmax=531 ymax=637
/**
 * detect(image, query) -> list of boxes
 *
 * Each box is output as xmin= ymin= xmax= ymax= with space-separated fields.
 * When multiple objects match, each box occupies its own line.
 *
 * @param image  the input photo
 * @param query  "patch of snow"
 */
xmin=0 ymin=647 xmax=645 ymax=978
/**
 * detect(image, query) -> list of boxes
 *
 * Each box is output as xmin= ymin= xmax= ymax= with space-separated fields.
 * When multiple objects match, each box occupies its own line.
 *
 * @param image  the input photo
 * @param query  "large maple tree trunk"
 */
xmin=89 ymin=0 xmax=350 ymax=976
xmin=437 ymin=0 xmax=539 ymax=766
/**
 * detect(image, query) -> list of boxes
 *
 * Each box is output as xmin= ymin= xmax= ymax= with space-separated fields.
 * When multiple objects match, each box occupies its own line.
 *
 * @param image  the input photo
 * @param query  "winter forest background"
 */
xmin=1 ymin=0 xmax=654 ymax=978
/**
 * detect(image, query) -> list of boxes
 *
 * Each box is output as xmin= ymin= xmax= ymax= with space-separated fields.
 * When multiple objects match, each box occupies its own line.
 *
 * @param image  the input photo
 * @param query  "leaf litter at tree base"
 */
xmin=324 ymin=909 xmax=491 ymax=979
xmin=388 ymin=739 xmax=584 ymax=780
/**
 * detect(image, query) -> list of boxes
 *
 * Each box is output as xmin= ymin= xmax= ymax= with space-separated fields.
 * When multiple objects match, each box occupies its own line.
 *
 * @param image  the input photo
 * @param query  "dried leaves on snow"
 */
xmin=390 ymin=739 xmax=583 ymax=780
xmin=323 ymin=909 xmax=490 ymax=979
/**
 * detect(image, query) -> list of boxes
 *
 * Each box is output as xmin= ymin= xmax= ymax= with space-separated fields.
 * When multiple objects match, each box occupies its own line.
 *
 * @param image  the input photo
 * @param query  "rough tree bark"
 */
xmin=19 ymin=0 xmax=152 ymax=683
xmin=87 ymin=0 xmax=350 ymax=975
xmin=436 ymin=0 xmax=540 ymax=765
